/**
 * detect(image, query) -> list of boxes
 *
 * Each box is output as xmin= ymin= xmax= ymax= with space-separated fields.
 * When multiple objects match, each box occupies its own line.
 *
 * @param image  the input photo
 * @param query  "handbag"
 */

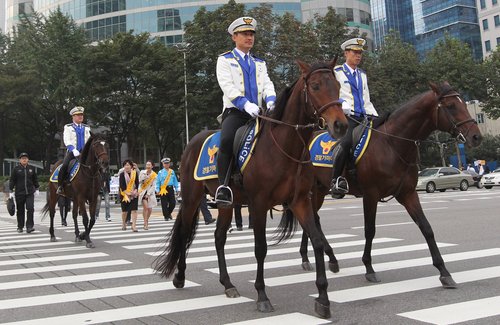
xmin=7 ymin=197 xmax=15 ymax=216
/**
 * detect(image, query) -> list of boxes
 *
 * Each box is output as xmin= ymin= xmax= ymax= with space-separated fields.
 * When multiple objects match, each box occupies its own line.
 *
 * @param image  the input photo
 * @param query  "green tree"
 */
xmin=482 ymin=48 xmax=500 ymax=119
xmin=466 ymin=134 xmax=500 ymax=162
xmin=422 ymin=35 xmax=486 ymax=101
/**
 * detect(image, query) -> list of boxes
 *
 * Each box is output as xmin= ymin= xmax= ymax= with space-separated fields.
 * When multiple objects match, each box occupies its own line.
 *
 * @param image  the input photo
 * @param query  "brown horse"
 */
xmin=42 ymin=134 xmax=109 ymax=248
xmin=296 ymin=82 xmax=482 ymax=288
xmin=154 ymin=59 xmax=348 ymax=319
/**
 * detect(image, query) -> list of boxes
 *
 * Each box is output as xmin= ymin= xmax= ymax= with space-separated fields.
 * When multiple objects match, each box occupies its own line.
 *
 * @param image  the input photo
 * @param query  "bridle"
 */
xmin=80 ymin=140 xmax=109 ymax=174
xmin=435 ymin=90 xmax=477 ymax=144
xmin=258 ymin=67 xmax=343 ymax=164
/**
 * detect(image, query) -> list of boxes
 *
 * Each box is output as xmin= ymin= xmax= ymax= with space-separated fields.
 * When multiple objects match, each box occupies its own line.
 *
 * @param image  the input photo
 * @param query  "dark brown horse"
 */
xmin=297 ymin=82 xmax=482 ymax=288
xmin=42 ymin=134 xmax=109 ymax=248
xmin=154 ymin=60 xmax=348 ymax=319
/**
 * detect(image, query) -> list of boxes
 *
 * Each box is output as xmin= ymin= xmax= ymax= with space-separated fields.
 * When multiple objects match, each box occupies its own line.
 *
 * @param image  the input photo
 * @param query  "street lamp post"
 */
xmin=175 ymin=43 xmax=191 ymax=144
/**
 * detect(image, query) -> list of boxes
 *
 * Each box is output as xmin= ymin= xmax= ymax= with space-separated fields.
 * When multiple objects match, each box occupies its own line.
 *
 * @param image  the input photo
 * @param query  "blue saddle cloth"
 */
xmin=309 ymin=121 xmax=373 ymax=167
xmin=194 ymin=120 xmax=260 ymax=181
xmin=49 ymin=162 xmax=80 ymax=183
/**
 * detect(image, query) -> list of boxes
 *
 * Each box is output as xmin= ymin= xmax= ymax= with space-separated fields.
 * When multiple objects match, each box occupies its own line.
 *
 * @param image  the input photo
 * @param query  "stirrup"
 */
xmin=331 ymin=176 xmax=349 ymax=194
xmin=215 ymin=185 xmax=233 ymax=207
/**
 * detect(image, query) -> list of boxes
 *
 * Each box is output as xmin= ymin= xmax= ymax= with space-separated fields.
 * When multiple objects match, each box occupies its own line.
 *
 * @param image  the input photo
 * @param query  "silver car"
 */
xmin=416 ymin=167 xmax=474 ymax=193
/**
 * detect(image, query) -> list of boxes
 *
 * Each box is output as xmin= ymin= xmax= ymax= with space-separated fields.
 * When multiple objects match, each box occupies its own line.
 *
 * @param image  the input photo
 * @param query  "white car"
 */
xmin=480 ymin=168 xmax=500 ymax=189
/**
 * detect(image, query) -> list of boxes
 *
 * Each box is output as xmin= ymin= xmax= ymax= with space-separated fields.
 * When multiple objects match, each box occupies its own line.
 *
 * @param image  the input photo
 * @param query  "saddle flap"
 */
xmin=49 ymin=160 xmax=80 ymax=183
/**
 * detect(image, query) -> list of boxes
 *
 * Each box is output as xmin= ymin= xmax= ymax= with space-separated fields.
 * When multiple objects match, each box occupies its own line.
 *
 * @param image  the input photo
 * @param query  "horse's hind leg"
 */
xmin=300 ymin=231 xmax=313 ymax=270
xmin=82 ymin=199 xmax=97 ymax=248
xmin=315 ymin=212 xmax=339 ymax=273
xmin=73 ymin=201 xmax=81 ymax=242
xmin=215 ymin=207 xmax=239 ymax=298
xmin=398 ymin=191 xmax=456 ymax=288
xmin=48 ymin=188 xmax=57 ymax=242
xmin=361 ymin=194 xmax=381 ymax=283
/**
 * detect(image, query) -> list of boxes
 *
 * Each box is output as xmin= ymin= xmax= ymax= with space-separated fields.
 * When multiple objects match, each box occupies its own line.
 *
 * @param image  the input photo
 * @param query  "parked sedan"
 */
xmin=480 ymin=168 xmax=500 ymax=189
xmin=416 ymin=167 xmax=474 ymax=193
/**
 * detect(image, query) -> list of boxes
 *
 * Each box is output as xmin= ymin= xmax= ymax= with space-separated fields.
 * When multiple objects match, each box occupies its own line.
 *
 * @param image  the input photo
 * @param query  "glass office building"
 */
xmin=6 ymin=0 xmax=372 ymax=45
xmin=371 ymin=0 xmax=483 ymax=60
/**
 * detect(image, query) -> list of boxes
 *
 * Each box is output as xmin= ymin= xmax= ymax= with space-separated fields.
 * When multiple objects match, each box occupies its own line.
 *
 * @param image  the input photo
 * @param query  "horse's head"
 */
xmin=430 ymin=82 xmax=482 ymax=148
xmin=296 ymin=59 xmax=348 ymax=139
xmin=90 ymin=137 xmax=110 ymax=173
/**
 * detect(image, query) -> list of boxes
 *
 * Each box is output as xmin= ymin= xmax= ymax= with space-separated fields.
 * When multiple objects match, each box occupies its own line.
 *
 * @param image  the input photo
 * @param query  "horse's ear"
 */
xmin=429 ymin=82 xmax=439 ymax=95
xmin=329 ymin=55 xmax=339 ymax=69
xmin=296 ymin=60 xmax=311 ymax=76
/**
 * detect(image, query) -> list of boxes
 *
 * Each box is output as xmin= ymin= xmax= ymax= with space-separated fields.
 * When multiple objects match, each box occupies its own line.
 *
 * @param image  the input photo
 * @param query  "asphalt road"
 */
xmin=0 ymin=187 xmax=499 ymax=324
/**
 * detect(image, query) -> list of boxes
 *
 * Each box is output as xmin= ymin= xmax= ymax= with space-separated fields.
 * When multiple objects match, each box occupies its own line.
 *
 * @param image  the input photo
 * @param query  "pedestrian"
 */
xmin=234 ymin=204 xmax=243 ymax=231
xmin=96 ymin=168 xmax=112 ymax=221
xmin=156 ymin=157 xmax=179 ymax=221
xmin=331 ymin=38 xmax=379 ymax=196
xmin=119 ymin=159 xmax=139 ymax=232
xmin=9 ymin=152 xmax=40 ymax=233
xmin=57 ymin=106 xmax=91 ymax=195
xmin=199 ymin=195 xmax=216 ymax=225
xmin=139 ymin=160 xmax=157 ymax=230
xmin=478 ymin=164 xmax=485 ymax=176
xmin=214 ymin=16 xmax=276 ymax=206
xmin=58 ymin=196 xmax=71 ymax=226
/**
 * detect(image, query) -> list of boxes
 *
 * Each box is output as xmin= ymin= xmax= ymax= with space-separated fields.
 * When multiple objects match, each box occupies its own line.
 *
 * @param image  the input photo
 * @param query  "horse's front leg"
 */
xmin=49 ymin=191 xmax=57 ymax=242
xmin=215 ymin=207 xmax=239 ymax=297
xmin=83 ymin=196 xmax=98 ymax=248
xmin=397 ymin=190 xmax=456 ymax=288
xmin=72 ymin=200 xmax=81 ymax=242
xmin=291 ymin=198 xmax=330 ymax=319
xmin=362 ymin=194 xmax=380 ymax=283
xmin=251 ymin=204 xmax=274 ymax=313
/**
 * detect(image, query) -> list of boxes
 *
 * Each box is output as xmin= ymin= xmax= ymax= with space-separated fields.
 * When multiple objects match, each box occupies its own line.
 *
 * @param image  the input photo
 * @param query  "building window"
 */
xmin=497 ymin=37 xmax=500 ymax=45
xmin=483 ymin=19 xmax=489 ymax=30
xmin=481 ymin=0 xmax=486 ymax=8
xmin=476 ymin=113 xmax=484 ymax=124
xmin=486 ymin=40 xmax=491 ymax=52
xmin=157 ymin=9 xmax=182 ymax=32
xmin=495 ymin=15 xmax=500 ymax=26
xmin=494 ymin=0 xmax=498 ymax=5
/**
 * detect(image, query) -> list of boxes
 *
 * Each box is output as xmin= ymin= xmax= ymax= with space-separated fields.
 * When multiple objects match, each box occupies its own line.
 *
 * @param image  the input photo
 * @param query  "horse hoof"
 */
xmin=440 ymin=276 xmax=457 ymax=288
xmin=79 ymin=233 xmax=86 ymax=240
xmin=365 ymin=272 xmax=381 ymax=283
xmin=329 ymin=261 xmax=339 ymax=273
xmin=173 ymin=275 xmax=185 ymax=288
xmin=256 ymin=300 xmax=274 ymax=313
xmin=86 ymin=242 xmax=95 ymax=248
xmin=314 ymin=299 xmax=331 ymax=319
xmin=225 ymin=287 xmax=240 ymax=298
xmin=75 ymin=237 xmax=82 ymax=243
xmin=50 ymin=237 xmax=57 ymax=242
xmin=302 ymin=262 xmax=314 ymax=271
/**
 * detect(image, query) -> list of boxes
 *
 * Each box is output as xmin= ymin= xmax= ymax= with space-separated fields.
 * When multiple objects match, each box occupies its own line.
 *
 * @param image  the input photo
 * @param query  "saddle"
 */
xmin=49 ymin=159 xmax=80 ymax=183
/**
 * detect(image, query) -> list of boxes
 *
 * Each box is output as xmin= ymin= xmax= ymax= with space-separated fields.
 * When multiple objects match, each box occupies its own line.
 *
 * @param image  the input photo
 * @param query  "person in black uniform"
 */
xmin=9 ymin=152 xmax=40 ymax=233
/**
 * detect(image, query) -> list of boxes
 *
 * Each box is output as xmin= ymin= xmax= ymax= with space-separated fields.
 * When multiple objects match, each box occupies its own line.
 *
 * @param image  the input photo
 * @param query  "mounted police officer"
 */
xmin=215 ymin=16 xmax=276 ymax=206
xmin=331 ymin=38 xmax=378 ymax=196
xmin=57 ymin=106 xmax=91 ymax=195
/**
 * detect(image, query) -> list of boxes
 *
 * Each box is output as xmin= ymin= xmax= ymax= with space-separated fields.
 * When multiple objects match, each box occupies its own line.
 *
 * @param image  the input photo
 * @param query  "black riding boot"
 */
xmin=215 ymin=151 xmax=233 ymax=207
xmin=331 ymin=146 xmax=349 ymax=198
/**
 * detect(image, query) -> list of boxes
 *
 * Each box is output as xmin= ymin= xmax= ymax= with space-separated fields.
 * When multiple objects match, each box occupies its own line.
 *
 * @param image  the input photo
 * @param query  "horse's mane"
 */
xmin=389 ymin=82 xmax=453 ymax=122
xmin=270 ymin=62 xmax=334 ymax=121
xmin=80 ymin=133 xmax=103 ymax=162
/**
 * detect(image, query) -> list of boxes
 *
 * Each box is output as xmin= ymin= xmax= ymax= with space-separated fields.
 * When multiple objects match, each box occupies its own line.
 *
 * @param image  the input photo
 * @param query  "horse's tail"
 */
xmin=40 ymin=189 xmax=52 ymax=222
xmin=271 ymin=204 xmax=298 ymax=246
xmin=153 ymin=204 xmax=199 ymax=278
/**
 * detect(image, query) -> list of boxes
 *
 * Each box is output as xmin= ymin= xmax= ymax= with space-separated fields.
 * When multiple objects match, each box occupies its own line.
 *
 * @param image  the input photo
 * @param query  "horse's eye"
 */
xmin=310 ymin=82 xmax=320 ymax=91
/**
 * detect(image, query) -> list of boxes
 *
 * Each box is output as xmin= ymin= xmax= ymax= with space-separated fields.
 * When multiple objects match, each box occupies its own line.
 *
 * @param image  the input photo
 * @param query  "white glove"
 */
xmin=9 ymin=193 xmax=14 ymax=199
xmin=35 ymin=190 xmax=40 ymax=196
xmin=267 ymin=101 xmax=275 ymax=111
xmin=72 ymin=149 xmax=80 ymax=157
xmin=244 ymin=101 xmax=260 ymax=117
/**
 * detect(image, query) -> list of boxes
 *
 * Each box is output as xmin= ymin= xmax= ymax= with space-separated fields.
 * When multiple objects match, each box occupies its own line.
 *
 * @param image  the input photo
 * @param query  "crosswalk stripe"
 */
xmin=0 ymin=294 xmax=253 ymax=325
xmin=188 ymin=234 xmax=356 ymax=254
xmin=324 ymin=265 xmax=500 ymax=303
xmin=206 ymin=243 xmax=457 ymax=275
xmin=0 ymin=233 xmax=47 ymax=239
xmin=0 ymin=236 xmax=61 ymax=244
xmin=150 ymin=237 xmax=403 ymax=262
xmin=0 ymin=281 xmax=200 ymax=310
xmin=0 ymin=246 xmax=87 ymax=257
xmin=0 ymin=268 xmax=154 ymax=291
xmin=0 ymin=259 xmax=131 ymax=277
xmin=111 ymin=230 xmax=306 ymax=245
xmin=349 ymin=206 xmax=447 ymax=217
xmin=351 ymin=221 xmax=413 ymax=229
xmin=0 ymin=241 xmax=71 ymax=250
xmin=225 ymin=312 xmax=331 ymax=325
xmin=265 ymin=247 xmax=496 ymax=287
xmin=397 ymin=296 xmax=500 ymax=324
xmin=0 ymin=252 xmax=108 ymax=266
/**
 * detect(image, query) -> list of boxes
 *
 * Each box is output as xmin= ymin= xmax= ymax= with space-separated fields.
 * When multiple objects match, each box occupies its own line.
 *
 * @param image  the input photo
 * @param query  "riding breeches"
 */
xmin=332 ymin=116 xmax=364 ymax=178
xmin=217 ymin=108 xmax=251 ymax=185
